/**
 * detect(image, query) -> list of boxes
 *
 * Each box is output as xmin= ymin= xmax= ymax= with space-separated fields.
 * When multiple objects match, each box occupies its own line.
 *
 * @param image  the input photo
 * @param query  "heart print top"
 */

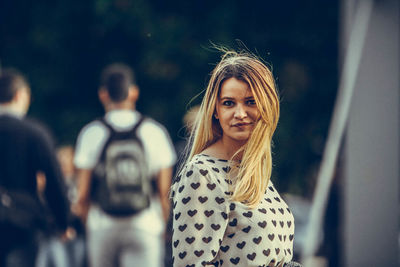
xmin=171 ymin=154 xmax=295 ymax=267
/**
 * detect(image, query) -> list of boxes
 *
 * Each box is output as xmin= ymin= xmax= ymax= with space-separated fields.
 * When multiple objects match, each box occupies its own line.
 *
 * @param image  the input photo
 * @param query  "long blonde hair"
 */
xmin=185 ymin=49 xmax=280 ymax=208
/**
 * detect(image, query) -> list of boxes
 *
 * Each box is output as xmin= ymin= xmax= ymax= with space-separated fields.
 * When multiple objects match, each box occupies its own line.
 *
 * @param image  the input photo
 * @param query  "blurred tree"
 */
xmin=0 ymin=0 xmax=338 ymax=197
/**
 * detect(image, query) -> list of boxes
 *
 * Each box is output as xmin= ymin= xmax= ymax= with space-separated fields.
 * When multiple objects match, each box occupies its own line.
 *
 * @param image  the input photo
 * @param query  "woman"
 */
xmin=171 ymin=49 xmax=300 ymax=267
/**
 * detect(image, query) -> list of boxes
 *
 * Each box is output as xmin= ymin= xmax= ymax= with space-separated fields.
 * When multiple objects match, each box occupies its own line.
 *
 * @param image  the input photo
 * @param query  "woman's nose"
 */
xmin=234 ymin=104 xmax=247 ymax=119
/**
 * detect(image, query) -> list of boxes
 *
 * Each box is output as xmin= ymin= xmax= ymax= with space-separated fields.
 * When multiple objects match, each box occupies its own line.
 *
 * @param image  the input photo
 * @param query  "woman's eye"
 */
xmin=247 ymin=99 xmax=256 ymax=105
xmin=222 ymin=100 xmax=234 ymax=106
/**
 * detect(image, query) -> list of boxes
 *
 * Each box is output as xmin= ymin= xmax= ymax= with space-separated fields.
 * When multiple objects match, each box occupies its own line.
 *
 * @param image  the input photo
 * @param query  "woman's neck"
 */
xmin=203 ymin=138 xmax=245 ymax=161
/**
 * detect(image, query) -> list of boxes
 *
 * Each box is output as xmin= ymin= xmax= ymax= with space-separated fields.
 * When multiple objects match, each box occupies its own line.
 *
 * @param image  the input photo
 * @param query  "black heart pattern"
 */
xmin=227 ymin=233 xmax=235 ymax=238
xmin=194 ymin=223 xmax=203 ymax=230
xmin=270 ymin=208 xmax=276 ymax=214
xmin=178 ymin=224 xmax=187 ymax=232
xmin=172 ymin=156 xmax=295 ymax=265
xmin=229 ymin=218 xmax=237 ymax=227
xmin=215 ymin=197 xmax=225 ymax=204
xmin=263 ymin=249 xmax=270 ymax=257
xmin=185 ymin=237 xmax=195 ymax=244
xmin=268 ymin=186 xmax=274 ymax=192
xmin=212 ymin=167 xmax=219 ymax=173
xmin=211 ymin=224 xmax=221 ymax=230
xmin=243 ymin=211 xmax=253 ymax=218
xmin=194 ymin=250 xmax=204 ymax=257
xmin=237 ymin=241 xmax=246 ymax=249
xmin=202 ymin=236 xmax=212 ymax=243
xmin=190 ymin=182 xmax=200 ymax=189
xmin=198 ymin=196 xmax=208 ymax=203
xmin=204 ymin=210 xmax=214 ymax=217
xmin=182 ymin=196 xmax=191 ymax=204
xmin=222 ymin=166 xmax=231 ymax=173
xmin=253 ymin=236 xmax=262 ymax=244
xmin=230 ymin=257 xmax=240 ymax=265
xmin=258 ymin=221 xmax=267 ymax=228
xmin=268 ymin=234 xmax=274 ymax=241
xmin=199 ymin=169 xmax=208 ymax=176
xmin=179 ymin=251 xmax=186 ymax=259
xmin=207 ymin=183 xmax=216 ymax=190
xmin=258 ymin=208 xmax=267 ymax=214
xmin=220 ymin=245 xmax=230 ymax=252
xmin=187 ymin=210 xmax=197 ymax=217
xmin=247 ymin=253 xmax=256 ymax=261
xmin=242 ymin=226 xmax=251 ymax=233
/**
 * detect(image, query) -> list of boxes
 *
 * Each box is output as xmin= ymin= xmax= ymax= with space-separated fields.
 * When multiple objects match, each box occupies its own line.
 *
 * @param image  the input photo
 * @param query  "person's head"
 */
xmin=183 ymin=105 xmax=200 ymax=134
xmin=189 ymin=49 xmax=280 ymax=207
xmin=98 ymin=63 xmax=139 ymax=111
xmin=0 ymin=68 xmax=31 ymax=116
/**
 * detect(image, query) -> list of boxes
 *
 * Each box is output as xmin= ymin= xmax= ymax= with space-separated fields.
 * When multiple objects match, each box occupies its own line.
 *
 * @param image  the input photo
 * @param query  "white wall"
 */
xmin=342 ymin=0 xmax=399 ymax=266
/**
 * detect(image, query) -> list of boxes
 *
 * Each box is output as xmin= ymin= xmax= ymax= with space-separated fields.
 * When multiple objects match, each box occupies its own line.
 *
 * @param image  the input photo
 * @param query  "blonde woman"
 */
xmin=170 ymin=49 xmax=301 ymax=267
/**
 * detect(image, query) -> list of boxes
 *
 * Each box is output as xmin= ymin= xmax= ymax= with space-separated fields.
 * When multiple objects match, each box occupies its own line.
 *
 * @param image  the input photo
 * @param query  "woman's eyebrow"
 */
xmin=219 ymin=96 xmax=255 ymax=101
xmin=219 ymin=96 xmax=235 ymax=100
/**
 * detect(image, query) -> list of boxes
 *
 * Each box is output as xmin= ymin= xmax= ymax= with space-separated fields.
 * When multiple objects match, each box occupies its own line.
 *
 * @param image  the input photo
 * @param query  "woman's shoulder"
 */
xmin=172 ymin=154 xmax=231 ymax=189
xmin=189 ymin=153 xmax=231 ymax=173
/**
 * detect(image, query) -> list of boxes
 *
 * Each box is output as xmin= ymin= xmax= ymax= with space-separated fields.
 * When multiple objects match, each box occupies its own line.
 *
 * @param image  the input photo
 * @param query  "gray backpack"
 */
xmin=92 ymin=116 xmax=151 ymax=216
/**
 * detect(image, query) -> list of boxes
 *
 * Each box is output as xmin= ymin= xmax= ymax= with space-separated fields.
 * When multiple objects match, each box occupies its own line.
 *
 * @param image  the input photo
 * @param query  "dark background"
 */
xmin=0 ymin=0 xmax=338 ymax=197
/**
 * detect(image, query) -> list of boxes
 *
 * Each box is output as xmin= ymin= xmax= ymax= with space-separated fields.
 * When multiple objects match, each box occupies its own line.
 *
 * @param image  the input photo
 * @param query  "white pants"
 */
xmin=87 ymin=225 xmax=164 ymax=267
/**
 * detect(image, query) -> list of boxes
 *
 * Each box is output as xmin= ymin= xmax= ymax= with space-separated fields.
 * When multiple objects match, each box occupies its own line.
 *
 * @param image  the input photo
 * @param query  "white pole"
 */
xmin=301 ymin=0 xmax=374 ymax=265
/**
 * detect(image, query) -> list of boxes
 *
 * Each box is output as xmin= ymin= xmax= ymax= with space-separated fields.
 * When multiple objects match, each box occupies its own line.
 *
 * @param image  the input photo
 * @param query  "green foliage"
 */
xmin=0 ymin=0 xmax=338 ymax=197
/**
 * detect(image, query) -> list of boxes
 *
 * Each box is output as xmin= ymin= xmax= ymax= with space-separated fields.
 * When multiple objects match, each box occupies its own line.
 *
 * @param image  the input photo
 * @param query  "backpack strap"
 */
xmin=96 ymin=115 xmax=146 ymax=161
xmin=131 ymin=115 xmax=146 ymax=134
xmin=97 ymin=114 xmax=146 ymax=137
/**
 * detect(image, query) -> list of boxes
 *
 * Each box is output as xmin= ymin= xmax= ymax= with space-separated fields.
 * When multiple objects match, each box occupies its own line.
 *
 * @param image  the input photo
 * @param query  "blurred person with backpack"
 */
xmin=73 ymin=63 xmax=176 ymax=267
xmin=0 ymin=69 xmax=70 ymax=267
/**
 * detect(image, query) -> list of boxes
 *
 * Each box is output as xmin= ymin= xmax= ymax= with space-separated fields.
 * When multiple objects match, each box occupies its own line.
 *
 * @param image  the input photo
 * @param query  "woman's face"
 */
xmin=215 ymin=77 xmax=259 ymax=146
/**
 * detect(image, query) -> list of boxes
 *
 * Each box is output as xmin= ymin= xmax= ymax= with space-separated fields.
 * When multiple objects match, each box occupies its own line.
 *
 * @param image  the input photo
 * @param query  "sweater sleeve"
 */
xmin=171 ymin=163 xmax=229 ymax=267
xmin=31 ymin=121 xmax=69 ymax=231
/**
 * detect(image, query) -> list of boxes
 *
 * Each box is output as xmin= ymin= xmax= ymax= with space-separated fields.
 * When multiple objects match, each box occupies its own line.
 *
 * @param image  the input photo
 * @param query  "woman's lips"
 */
xmin=232 ymin=122 xmax=252 ymax=127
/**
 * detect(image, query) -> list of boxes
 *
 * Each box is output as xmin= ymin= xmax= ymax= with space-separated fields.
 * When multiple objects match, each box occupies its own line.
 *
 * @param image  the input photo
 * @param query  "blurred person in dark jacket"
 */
xmin=0 ymin=68 xmax=70 ymax=267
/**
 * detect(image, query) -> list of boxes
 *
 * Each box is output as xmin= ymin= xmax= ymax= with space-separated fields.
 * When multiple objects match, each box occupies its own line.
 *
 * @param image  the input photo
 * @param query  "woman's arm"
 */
xmin=171 ymin=164 xmax=229 ymax=266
